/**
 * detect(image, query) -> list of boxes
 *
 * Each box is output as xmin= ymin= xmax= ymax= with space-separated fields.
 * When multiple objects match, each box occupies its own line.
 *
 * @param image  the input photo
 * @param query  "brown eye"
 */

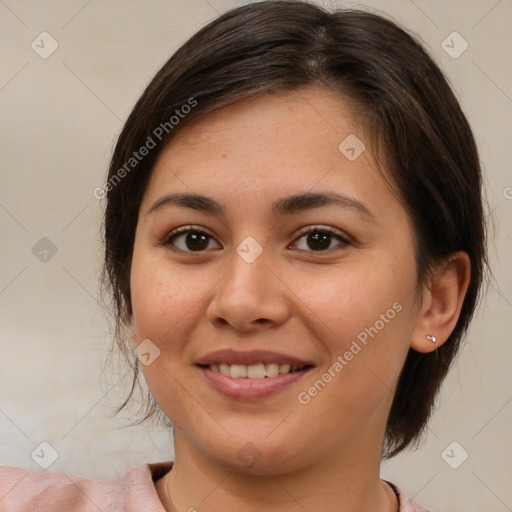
xmin=291 ymin=227 xmax=349 ymax=252
xmin=306 ymin=231 xmax=331 ymax=251
xmin=165 ymin=228 xmax=221 ymax=252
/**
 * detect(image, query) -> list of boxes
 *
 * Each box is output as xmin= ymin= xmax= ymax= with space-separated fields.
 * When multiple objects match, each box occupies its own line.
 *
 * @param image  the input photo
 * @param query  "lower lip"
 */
xmin=197 ymin=366 xmax=313 ymax=401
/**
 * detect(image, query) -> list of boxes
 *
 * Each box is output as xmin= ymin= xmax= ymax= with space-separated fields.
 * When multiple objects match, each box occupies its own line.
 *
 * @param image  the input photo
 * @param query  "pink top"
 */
xmin=0 ymin=462 xmax=432 ymax=511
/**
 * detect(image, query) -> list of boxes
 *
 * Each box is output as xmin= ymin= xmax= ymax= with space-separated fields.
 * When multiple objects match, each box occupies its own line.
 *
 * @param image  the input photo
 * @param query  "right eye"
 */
xmin=163 ymin=226 xmax=222 ymax=253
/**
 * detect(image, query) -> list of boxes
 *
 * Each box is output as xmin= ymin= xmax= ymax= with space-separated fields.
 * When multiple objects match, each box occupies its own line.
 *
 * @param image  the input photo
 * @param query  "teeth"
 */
xmin=247 ymin=363 xmax=266 ymax=379
xmin=279 ymin=364 xmax=291 ymax=374
xmin=207 ymin=362 xmax=303 ymax=378
xmin=230 ymin=364 xmax=247 ymax=378
xmin=219 ymin=364 xmax=230 ymax=377
xmin=265 ymin=363 xmax=280 ymax=377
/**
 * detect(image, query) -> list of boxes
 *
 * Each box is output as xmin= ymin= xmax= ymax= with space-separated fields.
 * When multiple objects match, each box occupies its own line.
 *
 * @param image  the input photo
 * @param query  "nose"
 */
xmin=206 ymin=247 xmax=291 ymax=333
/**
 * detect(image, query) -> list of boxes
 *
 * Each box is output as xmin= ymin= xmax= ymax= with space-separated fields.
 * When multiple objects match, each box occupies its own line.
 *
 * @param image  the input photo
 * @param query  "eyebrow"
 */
xmin=147 ymin=191 xmax=376 ymax=222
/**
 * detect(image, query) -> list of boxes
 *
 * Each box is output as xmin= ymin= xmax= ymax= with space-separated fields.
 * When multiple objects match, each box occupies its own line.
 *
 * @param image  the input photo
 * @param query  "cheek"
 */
xmin=130 ymin=249 xmax=206 ymax=343
xmin=296 ymin=256 xmax=416 ymax=344
xmin=129 ymin=250 xmax=205 ymax=420
xmin=295 ymin=256 xmax=418 ymax=402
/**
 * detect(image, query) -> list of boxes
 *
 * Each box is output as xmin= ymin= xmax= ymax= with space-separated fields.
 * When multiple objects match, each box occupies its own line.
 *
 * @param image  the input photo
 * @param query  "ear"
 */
xmin=410 ymin=251 xmax=471 ymax=353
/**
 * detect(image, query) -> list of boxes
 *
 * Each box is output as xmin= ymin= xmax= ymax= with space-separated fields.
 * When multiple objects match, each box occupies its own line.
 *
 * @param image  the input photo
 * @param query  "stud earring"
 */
xmin=426 ymin=335 xmax=437 ymax=343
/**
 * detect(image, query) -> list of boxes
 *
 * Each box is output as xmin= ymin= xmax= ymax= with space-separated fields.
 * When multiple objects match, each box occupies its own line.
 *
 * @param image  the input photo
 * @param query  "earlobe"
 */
xmin=410 ymin=252 xmax=471 ymax=354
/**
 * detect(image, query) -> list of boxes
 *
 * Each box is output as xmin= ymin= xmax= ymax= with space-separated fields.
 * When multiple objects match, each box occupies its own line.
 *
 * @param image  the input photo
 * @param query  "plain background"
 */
xmin=0 ymin=1 xmax=511 ymax=511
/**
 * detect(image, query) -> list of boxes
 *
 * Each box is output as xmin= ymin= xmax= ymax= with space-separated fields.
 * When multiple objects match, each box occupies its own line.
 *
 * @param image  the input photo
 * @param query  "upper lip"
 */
xmin=195 ymin=349 xmax=314 ymax=367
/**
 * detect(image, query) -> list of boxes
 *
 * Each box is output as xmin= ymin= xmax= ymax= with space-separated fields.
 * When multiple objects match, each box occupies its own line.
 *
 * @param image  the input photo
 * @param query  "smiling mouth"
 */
xmin=198 ymin=363 xmax=312 ymax=379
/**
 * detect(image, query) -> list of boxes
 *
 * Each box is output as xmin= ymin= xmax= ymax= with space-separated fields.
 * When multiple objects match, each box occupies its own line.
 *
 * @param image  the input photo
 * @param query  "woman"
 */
xmin=0 ymin=1 xmax=486 ymax=511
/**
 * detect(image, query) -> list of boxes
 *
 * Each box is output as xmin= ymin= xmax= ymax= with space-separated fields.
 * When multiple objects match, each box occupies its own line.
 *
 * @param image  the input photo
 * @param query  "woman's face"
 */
xmin=130 ymin=86 xmax=423 ymax=474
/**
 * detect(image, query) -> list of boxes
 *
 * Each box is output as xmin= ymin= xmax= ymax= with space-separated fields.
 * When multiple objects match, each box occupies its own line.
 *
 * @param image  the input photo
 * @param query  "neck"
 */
xmin=155 ymin=430 xmax=397 ymax=512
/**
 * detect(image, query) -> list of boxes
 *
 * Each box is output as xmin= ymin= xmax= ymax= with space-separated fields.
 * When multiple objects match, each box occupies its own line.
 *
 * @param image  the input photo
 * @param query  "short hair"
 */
xmin=102 ymin=0 xmax=487 ymax=458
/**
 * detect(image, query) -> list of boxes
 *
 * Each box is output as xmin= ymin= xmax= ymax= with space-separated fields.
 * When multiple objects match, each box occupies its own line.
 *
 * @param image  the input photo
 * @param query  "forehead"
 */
xmin=140 ymin=86 xmax=395 ymax=218
xmin=165 ymin=86 xmax=363 ymax=163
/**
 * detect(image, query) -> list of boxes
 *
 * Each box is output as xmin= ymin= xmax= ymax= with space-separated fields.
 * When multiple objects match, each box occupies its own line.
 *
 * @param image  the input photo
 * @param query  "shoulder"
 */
xmin=386 ymin=481 xmax=435 ymax=512
xmin=0 ymin=462 xmax=171 ymax=512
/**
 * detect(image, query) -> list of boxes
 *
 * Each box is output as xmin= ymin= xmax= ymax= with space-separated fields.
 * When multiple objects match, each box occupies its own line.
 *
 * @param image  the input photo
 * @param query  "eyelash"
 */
xmin=161 ymin=225 xmax=351 ymax=254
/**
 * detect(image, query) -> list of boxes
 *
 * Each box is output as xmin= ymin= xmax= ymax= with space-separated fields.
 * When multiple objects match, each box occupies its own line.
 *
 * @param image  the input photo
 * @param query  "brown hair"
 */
xmin=102 ymin=0 xmax=487 ymax=458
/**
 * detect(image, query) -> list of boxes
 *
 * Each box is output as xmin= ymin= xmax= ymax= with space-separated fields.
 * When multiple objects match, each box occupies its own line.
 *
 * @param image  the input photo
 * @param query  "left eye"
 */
xmin=291 ymin=228 xmax=349 ymax=252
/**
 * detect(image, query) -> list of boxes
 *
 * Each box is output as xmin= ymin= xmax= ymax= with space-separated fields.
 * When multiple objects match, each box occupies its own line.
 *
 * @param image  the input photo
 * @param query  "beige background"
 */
xmin=0 ymin=1 xmax=511 ymax=511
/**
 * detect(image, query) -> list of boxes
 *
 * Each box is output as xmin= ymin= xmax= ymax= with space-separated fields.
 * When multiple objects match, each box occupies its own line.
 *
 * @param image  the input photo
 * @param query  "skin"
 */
xmin=129 ymin=86 xmax=470 ymax=512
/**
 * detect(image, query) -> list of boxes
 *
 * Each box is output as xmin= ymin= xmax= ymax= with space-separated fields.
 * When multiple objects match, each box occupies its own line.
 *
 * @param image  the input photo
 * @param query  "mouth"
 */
xmin=195 ymin=350 xmax=315 ymax=401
